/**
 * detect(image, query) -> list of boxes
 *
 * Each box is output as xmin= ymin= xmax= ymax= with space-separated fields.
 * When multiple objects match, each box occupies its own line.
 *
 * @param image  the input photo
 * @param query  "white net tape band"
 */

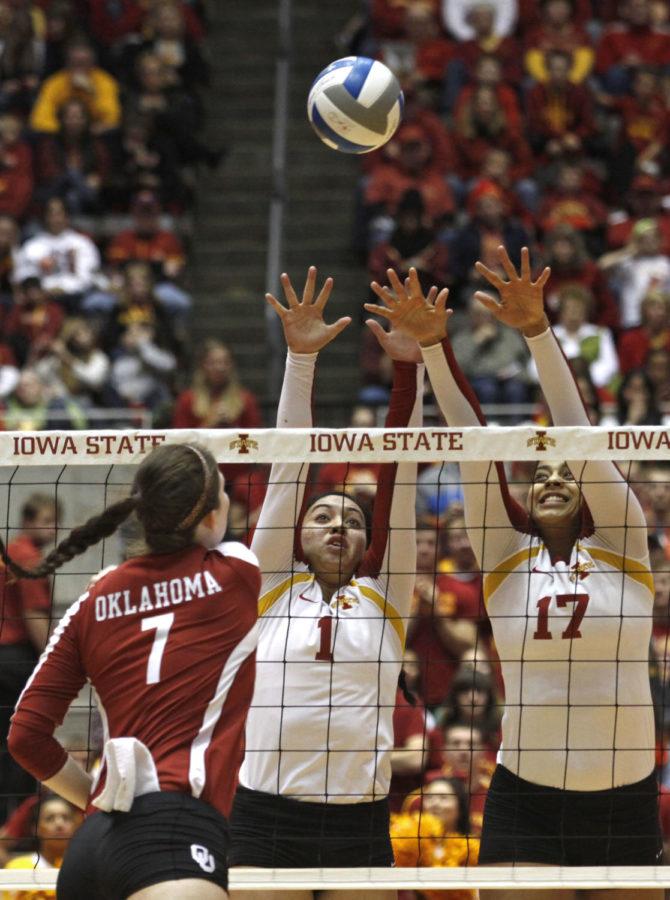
xmin=4 ymin=866 xmax=670 ymax=891
xmin=2 ymin=425 xmax=669 ymax=465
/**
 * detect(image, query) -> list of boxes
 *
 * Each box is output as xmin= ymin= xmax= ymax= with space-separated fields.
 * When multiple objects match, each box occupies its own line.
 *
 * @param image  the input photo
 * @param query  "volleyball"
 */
xmin=307 ymin=56 xmax=403 ymax=154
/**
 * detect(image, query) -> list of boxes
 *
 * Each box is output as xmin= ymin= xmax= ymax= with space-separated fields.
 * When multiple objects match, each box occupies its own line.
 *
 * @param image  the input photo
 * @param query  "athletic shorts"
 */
xmin=57 ymin=791 xmax=230 ymax=900
xmin=479 ymin=764 xmax=663 ymax=866
xmin=229 ymin=784 xmax=394 ymax=867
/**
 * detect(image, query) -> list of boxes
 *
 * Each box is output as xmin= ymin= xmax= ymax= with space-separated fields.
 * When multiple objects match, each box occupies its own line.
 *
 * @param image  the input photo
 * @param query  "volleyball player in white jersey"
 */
xmin=366 ymin=249 xmax=662 ymax=900
xmin=229 ymin=268 xmax=423 ymax=900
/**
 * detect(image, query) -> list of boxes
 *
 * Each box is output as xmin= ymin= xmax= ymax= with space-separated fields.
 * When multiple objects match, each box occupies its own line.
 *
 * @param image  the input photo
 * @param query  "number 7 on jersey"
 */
xmin=142 ymin=613 xmax=175 ymax=684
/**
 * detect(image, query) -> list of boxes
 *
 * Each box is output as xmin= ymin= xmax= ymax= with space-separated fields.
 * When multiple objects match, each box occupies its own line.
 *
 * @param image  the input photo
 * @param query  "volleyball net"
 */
xmin=0 ymin=425 xmax=669 ymax=894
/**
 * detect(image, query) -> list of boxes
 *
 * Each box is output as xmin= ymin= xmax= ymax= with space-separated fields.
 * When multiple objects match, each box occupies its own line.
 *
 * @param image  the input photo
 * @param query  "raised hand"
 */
xmin=266 ymin=266 xmax=351 ymax=354
xmin=474 ymin=246 xmax=551 ymax=337
xmin=364 ymin=267 xmax=452 ymax=348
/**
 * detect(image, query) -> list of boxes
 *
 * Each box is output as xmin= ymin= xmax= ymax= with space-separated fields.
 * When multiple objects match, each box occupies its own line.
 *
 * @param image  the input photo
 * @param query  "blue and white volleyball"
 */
xmin=307 ymin=57 xmax=404 ymax=154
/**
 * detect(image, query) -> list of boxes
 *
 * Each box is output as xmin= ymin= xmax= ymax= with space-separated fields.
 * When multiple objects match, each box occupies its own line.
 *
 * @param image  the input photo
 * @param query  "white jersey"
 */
xmin=240 ymin=351 xmax=422 ymax=803
xmin=422 ymin=329 xmax=654 ymax=791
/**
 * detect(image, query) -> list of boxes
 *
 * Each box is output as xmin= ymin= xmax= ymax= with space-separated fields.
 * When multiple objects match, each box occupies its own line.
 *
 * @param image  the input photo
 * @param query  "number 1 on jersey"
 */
xmin=315 ymin=616 xmax=334 ymax=662
xmin=142 ymin=613 xmax=175 ymax=684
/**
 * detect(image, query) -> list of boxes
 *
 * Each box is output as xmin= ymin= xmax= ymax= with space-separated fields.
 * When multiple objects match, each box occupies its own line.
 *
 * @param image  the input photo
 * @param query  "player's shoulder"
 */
xmin=211 ymin=541 xmax=260 ymax=569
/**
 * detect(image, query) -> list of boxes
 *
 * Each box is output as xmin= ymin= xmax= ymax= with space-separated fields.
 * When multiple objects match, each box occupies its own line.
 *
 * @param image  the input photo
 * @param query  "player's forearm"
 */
xmin=420 ymin=340 xmax=483 ymax=428
xmin=44 ymin=756 xmax=93 ymax=810
xmin=277 ymin=351 xmax=317 ymax=428
xmin=524 ymin=328 xmax=590 ymax=426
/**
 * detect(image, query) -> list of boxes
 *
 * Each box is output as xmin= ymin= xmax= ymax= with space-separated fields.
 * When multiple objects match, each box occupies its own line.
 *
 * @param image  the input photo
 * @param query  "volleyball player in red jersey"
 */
xmin=7 ymin=442 xmax=261 ymax=899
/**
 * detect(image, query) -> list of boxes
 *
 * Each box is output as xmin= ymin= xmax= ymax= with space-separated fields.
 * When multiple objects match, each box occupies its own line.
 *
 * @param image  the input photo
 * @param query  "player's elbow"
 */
xmin=7 ymin=720 xmax=35 ymax=771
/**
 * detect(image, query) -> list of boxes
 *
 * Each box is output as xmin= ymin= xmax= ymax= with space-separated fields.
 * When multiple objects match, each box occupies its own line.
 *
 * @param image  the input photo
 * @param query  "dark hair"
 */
xmin=423 ymin=775 xmax=470 ymax=836
xmin=0 ymin=443 xmax=221 ymax=580
xmin=439 ymin=668 xmax=500 ymax=743
xmin=304 ymin=490 xmax=373 ymax=546
xmin=21 ymin=492 xmax=59 ymax=524
xmin=617 ymin=368 xmax=661 ymax=425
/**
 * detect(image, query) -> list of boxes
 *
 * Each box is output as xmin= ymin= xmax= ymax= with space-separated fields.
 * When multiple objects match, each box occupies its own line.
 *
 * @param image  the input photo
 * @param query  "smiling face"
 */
xmin=527 ymin=461 xmax=582 ymax=531
xmin=422 ymin=780 xmax=460 ymax=831
xmin=301 ymin=494 xmax=368 ymax=585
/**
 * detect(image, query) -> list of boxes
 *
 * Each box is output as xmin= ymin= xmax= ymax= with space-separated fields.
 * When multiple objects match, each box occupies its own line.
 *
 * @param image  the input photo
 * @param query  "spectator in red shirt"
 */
xmin=0 ymin=493 xmax=57 ymax=821
xmin=367 ymin=189 xmax=451 ymax=296
xmin=606 ymin=66 xmax=670 ymax=193
xmin=34 ymin=98 xmax=111 ymax=215
xmin=453 ymin=54 xmax=523 ymax=130
xmin=450 ymin=180 xmax=530 ymax=292
xmin=450 ymin=1 xmax=522 ymax=103
xmin=452 ymin=86 xmax=535 ymax=208
xmin=390 ymin=685 xmax=430 ymax=813
xmin=3 ymin=276 xmax=65 ymax=367
xmin=526 ymin=49 xmax=597 ymax=161
xmin=517 ymin=0 xmax=593 ymax=34
xmin=543 ymin=224 xmax=620 ymax=328
xmin=378 ymin=3 xmax=453 ymax=104
xmin=596 ymin=0 xmax=670 ymax=94
xmin=607 ymin=175 xmax=670 ymax=254
xmin=524 ymin=0 xmax=595 ymax=84
xmin=362 ymin=88 xmax=457 ymax=177
xmin=368 ymin=0 xmax=442 ymax=42
xmin=121 ymin=0 xmax=209 ymax=98
xmin=407 ymin=522 xmax=479 ymax=712
xmin=0 ymin=113 xmax=33 ymax=222
xmin=0 ymin=1 xmax=42 ymax=117
xmin=172 ymin=338 xmax=262 ymax=488
xmin=537 ymin=161 xmax=609 ymax=252
xmin=438 ymin=722 xmax=494 ymax=836
xmin=0 ymin=214 xmax=18 ymax=308
xmin=105 ymin=190 xmax=191 ymax=319
xmin=618 ymin=288 xmax=670 ymax=372
xmin=364 ymin=126 xmax=455 ymax=246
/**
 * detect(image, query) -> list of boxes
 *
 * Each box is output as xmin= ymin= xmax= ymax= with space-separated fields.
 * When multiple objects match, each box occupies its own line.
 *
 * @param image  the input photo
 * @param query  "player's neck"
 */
xmin=315 ymin=575 xmax=350 ymax=603
xmin=540 ymin=524 xmax=580 ymax=564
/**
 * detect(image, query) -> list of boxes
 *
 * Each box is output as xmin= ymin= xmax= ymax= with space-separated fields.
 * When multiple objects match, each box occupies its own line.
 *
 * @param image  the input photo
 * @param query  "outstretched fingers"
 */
xmin=280 ymin=272 xmax=300 ymax=308
xmin=265 ymin=292 xmax=287 ymax=318
xmin=313 ymin=275 xmax=334 ymax=311
xmin=369 ymin=280 xmax=399 ymax=309
xmin=534 ymin=265 xmax=551 ymax=289
xmin=301 ymin=265 xmax=318 ymax=305
xmin=474 ymin=290 xmax=502 ymax=313
xmin=326 ymin=316 xmax=352 ymax=339
xmin=496 ymin=244 xmax=519 ymax=281
xmin=520 ymin=246 xmax=531 ymax=281
xmin=474 ymin=260 xmax=505 ymax=292
xmin=364 ymin=301 xmax=395 ymax=322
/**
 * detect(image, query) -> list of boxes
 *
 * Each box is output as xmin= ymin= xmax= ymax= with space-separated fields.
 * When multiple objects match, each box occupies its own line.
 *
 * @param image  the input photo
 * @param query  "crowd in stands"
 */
xmin=351 ymin=0 xmax=670 ymax=429
xmin=0 ymin=0 xmax=222 ymax=439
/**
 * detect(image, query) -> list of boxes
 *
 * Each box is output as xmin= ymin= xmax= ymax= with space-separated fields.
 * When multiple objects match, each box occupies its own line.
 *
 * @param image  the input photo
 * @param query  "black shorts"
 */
xmin=479 ymin=764 xmax=663 ymax=866
xmin=57 ymin=791 xmax=230 ymax=900
xmin=229 ymin=784 xmax=394 ymax=867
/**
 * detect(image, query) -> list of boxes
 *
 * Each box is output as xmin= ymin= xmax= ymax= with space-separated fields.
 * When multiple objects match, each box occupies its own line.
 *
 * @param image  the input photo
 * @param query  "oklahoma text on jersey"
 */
xmin=94 ymin=571 xmax=224 ymax=621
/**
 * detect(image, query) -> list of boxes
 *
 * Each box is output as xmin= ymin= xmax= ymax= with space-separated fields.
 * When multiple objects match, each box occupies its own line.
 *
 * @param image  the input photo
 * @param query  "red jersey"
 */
xmin=0 ymin=535 xmax=51 ymax=647
xmin=9 ymin=541 xmax=261 ymax=819
xmin=408 ymin=572 xmax=482 ymax=707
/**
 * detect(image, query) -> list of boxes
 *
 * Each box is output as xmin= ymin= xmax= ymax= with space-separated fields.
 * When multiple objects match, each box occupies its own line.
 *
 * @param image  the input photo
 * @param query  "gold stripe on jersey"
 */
xmin=355 ymin=583 xmax=405 ymax=647
xmin=483 ymin=547 xmax=541 ymax=606
xmin=586 ymin=546 xmax=654 ymax=594
xmin=258 ymin=573 xmax=313 ymax=616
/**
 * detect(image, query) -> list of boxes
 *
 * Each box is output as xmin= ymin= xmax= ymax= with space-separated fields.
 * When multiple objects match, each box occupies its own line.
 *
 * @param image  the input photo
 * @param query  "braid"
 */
xmin=0 ymin=496 xmax=138 ymax=580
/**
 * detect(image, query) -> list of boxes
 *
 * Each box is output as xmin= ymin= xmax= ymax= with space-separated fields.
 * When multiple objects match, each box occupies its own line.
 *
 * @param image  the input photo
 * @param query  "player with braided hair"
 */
xmin=8 ymin=442 xmax=261 ymax=900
